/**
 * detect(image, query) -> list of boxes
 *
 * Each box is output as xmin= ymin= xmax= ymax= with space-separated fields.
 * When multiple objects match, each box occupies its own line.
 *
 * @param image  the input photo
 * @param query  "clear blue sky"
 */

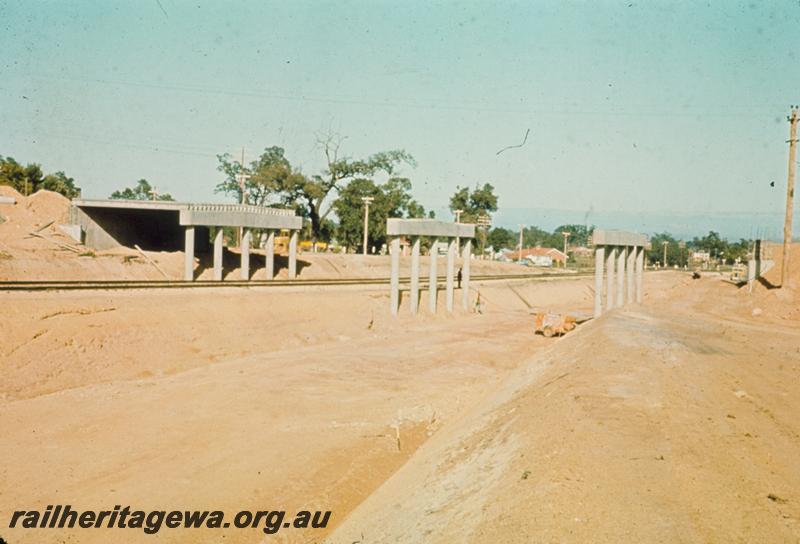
xmin=2 ymin=0 xmax=799 ymax=239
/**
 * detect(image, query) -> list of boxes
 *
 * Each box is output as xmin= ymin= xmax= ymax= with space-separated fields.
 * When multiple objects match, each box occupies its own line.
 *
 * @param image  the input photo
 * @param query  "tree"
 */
xmin=487 ymin=227 xmax=517 ymax=251
xmin=216 ymin=139 xmax=416 ymax=244
xmin=333 ymin=176 xmax=426 ymax=251
xmin=0 ymin=156 xmax=80 ymax=198
xmin=110 ymin=179 xmax=174 ymax=201
xmin=552 ymin=224 xmax=594 ymax=248
xmin=449 ymin=183 xmax=499 ymax=254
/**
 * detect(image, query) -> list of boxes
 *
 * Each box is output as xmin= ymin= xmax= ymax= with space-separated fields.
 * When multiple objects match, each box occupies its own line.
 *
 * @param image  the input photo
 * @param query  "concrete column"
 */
xmin=429 ymin=239 xmax=439 ymax=314
xmin=410 ymin=237 xmax=421 ymax=315
xmin=390 ymin=236 xmax=400 ymax=316
xmin=605 ymin=246 xmax=616 ymax=310
xmin=446 ymin=238 xmax=456 ymax=313
xmin=616 ymin=246 xmax=626 ymax=308
xmin=594 ymin=246 xmax=605 ymax=318
xmin=213 ymin=227 xmax=223 ymax=281
xmin=635 ymin=246 xmax=644 ymax=304
xmin=240 ymin=228 xmax=251 ymax=280
xmin=288 ymin=230 xmax=298 ymax=279
xmin=264 ymin=230 xmax=275 ymax=280
xmin=461 ymin=239 xmax=471 ymax=310
xmin=626 ymin=245 xmax=635 ymax=305
xmin=184 ymin=226 xmax=195 ymax=281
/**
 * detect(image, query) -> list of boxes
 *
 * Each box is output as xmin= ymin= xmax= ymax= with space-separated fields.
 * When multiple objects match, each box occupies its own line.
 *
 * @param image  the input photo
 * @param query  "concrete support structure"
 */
xmin=461 ymin=239 xmax=471 ymax=310
xmin=606 ymin=247 xmax=616 ymax=311
xmin=616 ymin=246 xmax=626 ymax=308
xmin=635 ymin=246 xmax=644 ymax=304
xmin=184 ymin=226 xmax=195 ymax=281
xmin=264 ymin=230 xmax=275 ymax=280
xmin=410 ymin=237 xmax=421 ymax=315
xmin=71 ymin=200 xmax=303 ymax=282
xmin=240 ymin=229 xmax=251 ymax=280
xmin=213 ymin=227 xmax=223 ymax=281
xmin=288 ymin=230 xmax=298 ymax=279
xmin=429 ymin=239 xmax=439 ymax=314
xmin=385 ymin=218 xmax=475 ymax=317
xmin=594 ymin=246 xmax=605 ymax=318
xmin=390 ymin=237 xmax=401 ymax=316
xmin=592 ymin=229 xmax=649 ymax=317
xmin=446 ymin=238 xmax=456 ymax=313
xmin=626 ymin=245 xmax=636 ymax=304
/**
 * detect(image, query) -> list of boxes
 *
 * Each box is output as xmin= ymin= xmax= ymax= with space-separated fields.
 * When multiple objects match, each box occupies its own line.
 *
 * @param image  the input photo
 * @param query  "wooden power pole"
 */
xmin=782 ymin=107 xmax=798 ymax=287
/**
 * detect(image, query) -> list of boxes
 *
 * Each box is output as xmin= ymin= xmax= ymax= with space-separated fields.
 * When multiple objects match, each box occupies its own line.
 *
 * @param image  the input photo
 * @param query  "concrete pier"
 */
xmin=592 ymin=230 xmax=649 ymax=317
xmin=594 ymin=246 xmax=605 ymax=318
xmin=240 ymin=229 xmax=251 ymax=279
xmin=213 ymin=227 xmax=223 ymax=281
xmin=184 ymin=226 xmax=195 ymax=281
xmin=264 ymin=230 xmax=275 ymax=280
xmin=410 ymin=237 xmax=421 ymax=315
xmin=446 ymin=238 xmax=456 ymax=313
xmin=461 ymin=239 xmax=471 ymax=310
xmin=429 ymin=239 xmax=439 ymax=314
xmin=390 ymin=237 xmax=400 ymax=316
xmin=606 ymin=247 xmax=616 ymax=311
xmin=635 ymin=246 xmax=644 ymax=304
xmin=626 ymin=245 xmax=635 ymax=304
xmin=385 ymin=218 xmax=476 ymax=316
xmin=616 ymin=246 xmax=626 ymax=308
xmin=288 ymin=230 xmax=298 ymax=279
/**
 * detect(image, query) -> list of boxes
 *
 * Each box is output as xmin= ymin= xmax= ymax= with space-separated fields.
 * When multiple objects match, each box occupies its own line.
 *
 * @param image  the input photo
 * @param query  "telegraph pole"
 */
xmin=234 ymin=148 xmax=251 ymax=245
xmin=361 ymin=196 xmax=374 ymax=255
xmin=454 ymin=209 xmax=463 ymax=251
xmin=561 ymin=231 xmax=570 ymax=268
xmin=781 ymin=107 xmax=798 ymax=287
xmin=518 ymin=224 xmax=525 ymax=261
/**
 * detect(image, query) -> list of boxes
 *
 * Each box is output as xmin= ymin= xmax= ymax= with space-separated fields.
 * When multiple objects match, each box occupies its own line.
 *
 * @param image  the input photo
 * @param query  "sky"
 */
xmin=2 ymin=0 xmax=800 ymax=240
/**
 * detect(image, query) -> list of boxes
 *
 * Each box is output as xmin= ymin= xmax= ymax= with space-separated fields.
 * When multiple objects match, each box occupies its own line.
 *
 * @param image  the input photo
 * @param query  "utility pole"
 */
xmin=781 ymin=107 xmax=798 ymax=287
xmin=361 ymin=196 xmax=374 ymax=256
xmin=662 ymin=241 xmax=669 ymax=268
xmin=454 ymin=209 xmax=463 ymax=251
xmin=561 ymin=231 xmax=570 ymax=268
xmin=234 ymin=148 xmax=251 ymax=245
xmin=518 ymin=224 xmax=525 ymax=261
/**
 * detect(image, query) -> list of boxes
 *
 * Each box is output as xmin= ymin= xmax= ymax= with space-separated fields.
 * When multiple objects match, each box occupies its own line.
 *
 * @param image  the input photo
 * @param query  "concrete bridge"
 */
xmin=71 ymin=199 xmax=303 ymax=281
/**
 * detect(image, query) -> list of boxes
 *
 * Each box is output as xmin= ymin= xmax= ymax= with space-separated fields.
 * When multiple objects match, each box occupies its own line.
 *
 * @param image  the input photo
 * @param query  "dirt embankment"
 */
xmin=327 ymin=273 xmax=800 ymax=543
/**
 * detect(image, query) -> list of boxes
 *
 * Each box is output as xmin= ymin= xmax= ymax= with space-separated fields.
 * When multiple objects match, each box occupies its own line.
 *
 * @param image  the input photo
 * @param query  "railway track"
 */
xmin=0 ymin=271 xmax=594 ymax=291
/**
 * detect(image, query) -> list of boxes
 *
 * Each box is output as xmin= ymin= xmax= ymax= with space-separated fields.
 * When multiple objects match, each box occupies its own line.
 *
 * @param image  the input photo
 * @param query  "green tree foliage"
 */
xmin=110 ymin=179 xmax=174 ymax=201
xmin=333 ymin=176 xmax=426 ymax=251
xmin=553 ymin=224 xmax=594 ymax=247
xmin=0 ymin=156 xmax=81 ymax=198
xmin=216 ymin=140 xmax=416 ymax=243
xmin=448 ymin=183 xmax=499 ymax=223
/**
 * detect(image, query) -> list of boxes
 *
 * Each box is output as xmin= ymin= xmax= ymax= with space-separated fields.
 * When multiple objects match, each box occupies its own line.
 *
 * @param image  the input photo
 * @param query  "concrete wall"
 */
xmin=76 ymin=206 xmax=209 ymax=252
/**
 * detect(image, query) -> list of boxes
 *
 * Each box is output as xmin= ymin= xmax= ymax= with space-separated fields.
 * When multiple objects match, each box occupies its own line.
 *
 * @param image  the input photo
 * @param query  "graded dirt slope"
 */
xmin=327 ymin=274 xmax=800 ymax=543
xmin=0 ymin=274 xmax=608 ymax=544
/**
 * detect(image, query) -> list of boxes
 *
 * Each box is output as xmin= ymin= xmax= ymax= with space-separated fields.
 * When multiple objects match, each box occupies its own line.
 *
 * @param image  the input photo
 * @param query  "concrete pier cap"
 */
xmin=386 ymin=218 xmax=476 ymax=317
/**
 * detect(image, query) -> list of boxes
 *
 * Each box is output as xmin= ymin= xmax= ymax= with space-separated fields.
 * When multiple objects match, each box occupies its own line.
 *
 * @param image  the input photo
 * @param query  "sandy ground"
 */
xmin=329 ymin=269 xmax=800 ymax=543
xmin=3 ymin=186 xmax=799 ymax=543
xmin=0 ymin=274 xmax=596 ymax=544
